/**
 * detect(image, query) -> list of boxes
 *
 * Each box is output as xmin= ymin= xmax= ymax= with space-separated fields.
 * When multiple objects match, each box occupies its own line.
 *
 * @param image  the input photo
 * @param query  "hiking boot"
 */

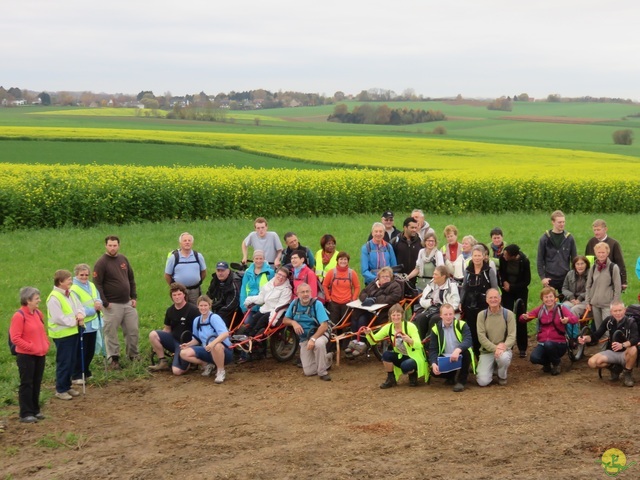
xmin=214 ymin=370 xmax=226 ymax=384
xmin=20 ymin=416 xmax=38 ymax=424
xmin=380 ymin=373 xmax=397 ymax=389
xmin=55 ymin=391 xmax=73 ymax=401
xmin=453 ymin=383 xmax=465 ymax=392
xmin=148 ymin=358 xmax=170 ymax=372
xmin=408 ymin=372 xmax=418 ymax=387
xmin=108 ymin=357 xmax=121 ymax=370
xmin=68 ymin=389 xmax=80 ymax=397
xmin=550 ymin=365 xmax=561 ymax=376
xmin=201 ymin=363 xmax=215 ymax=377
xmin=319 ymin=374 xmax=332 ymax=381
xmin=445 ymin=377 xmax=456 ymax=386
xmin=609 ymin=364 xmax=623 ymax=381
xmin=623 ymin=369 xmax=634 ymax=387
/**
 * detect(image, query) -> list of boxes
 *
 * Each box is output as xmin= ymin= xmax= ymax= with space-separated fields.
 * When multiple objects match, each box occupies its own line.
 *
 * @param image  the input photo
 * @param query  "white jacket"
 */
xmin=244 ymin=278 xmax=292 ymax=314
xmin=419 ymin=278 xmax=460 ymax=311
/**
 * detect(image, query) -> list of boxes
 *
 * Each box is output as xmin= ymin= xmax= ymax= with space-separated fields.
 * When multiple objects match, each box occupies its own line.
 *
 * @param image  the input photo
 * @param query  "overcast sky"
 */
xmin=3 ymin=0 xmax=638 ymax=100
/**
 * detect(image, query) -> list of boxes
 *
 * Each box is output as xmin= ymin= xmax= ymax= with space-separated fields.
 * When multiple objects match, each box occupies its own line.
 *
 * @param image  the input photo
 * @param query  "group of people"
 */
xmin=9 ymin=211 xmax=640 ymax=424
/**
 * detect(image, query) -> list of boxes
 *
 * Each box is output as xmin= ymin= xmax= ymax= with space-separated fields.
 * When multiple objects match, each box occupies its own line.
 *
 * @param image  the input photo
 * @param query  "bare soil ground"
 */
xmin=2 ymin=342 xmax=639 ymax=480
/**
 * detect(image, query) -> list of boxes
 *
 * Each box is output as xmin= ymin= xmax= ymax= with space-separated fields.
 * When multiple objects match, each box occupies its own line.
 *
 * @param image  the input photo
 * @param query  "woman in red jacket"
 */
xmin=9 ymin=287 xmax=50 ymax=423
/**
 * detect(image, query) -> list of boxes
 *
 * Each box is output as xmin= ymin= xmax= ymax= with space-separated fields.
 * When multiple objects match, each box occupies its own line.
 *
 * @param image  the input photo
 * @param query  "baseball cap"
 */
xmin=216 ymin=261 xmax=230 ymax=270
xmin=382 ymin=210 xmax=394 ymax=218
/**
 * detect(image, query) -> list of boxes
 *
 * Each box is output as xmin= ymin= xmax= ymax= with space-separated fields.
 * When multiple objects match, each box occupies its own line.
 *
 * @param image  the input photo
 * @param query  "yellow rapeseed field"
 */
xmin=2 ymin=126 xmax=640 ymax=178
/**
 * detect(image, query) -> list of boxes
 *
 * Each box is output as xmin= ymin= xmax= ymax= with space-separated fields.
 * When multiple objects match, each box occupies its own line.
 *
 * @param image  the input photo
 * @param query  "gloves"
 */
xmin=362 ymin=297 xmax=376 ymax=307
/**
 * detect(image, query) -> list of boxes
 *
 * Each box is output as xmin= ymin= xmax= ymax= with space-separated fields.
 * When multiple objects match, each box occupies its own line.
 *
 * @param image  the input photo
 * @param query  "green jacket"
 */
xmin=367 ymin=321 xmax=427 ymax=381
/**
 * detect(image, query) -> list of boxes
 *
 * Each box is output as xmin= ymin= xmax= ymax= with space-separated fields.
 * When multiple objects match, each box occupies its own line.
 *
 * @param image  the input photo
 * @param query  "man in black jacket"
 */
xmin=499 ymin=244 xmax=531 ymax=358
xmin=578 ymin=301 xmax=638 ymax=387
xmin=391 ymin=217 xmax=421 ymax=286
xmin=206 ymin=262 xmax=240 ymax=327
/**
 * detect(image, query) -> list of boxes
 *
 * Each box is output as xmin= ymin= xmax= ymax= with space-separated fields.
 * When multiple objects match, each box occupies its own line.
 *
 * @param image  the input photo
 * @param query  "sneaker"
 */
xmin=231 ymin=335 xmax=248 ymax=343
xmin=55 ymin=391 xmax=73 ymax=401
xmin=35 ymin=413 xmax=45 ymax=420
xmin=201 ymin=363 xmax=215 ymax=377
xmin=351 ymin=342 xmax=367 ymax=357
xmin=20 ymin=416 xmax=38 ymax=423
xmin=148 ymin=358 xmax=170 ymax=372
xmin=344 ymin=340 xmax=356 ymax=354
xmin=519 ymin=351 xmax=527 ymax=358
xmin=550 ymin=365 xmax=560 ymax=376
xmin=453 ymin=383 xmax=465 ymax=392
xmin=67 ymin=389 xmax=80 ymax=397
xmin=319 ymin=374 xmax=332 ymax=381
xmin=71 ymin=378 xmax=85 ymax=385
xmin=498 ymin=377 xmax=508 ymax=386
xmin=214 ymin=370 xmax=226 ymax=384
xmin=623 ymin=369 xmax=634 ymax=387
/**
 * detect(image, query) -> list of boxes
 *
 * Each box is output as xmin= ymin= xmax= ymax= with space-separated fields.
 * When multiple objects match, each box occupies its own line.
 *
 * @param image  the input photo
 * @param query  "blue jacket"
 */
xmin=360 ymin=240 xmax=397 ymax=285
xmin=240 ymin=263 xmax=274 ymax=312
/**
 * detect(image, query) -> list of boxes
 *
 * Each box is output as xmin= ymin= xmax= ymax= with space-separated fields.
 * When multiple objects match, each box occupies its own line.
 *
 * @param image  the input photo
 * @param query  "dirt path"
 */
xmin=2 ymin=346 xmax=639 ymax=479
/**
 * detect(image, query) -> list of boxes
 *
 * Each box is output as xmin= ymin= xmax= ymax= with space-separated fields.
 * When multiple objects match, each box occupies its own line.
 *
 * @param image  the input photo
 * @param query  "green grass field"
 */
xmin=1 ymin=212 xmax=640 ymax=412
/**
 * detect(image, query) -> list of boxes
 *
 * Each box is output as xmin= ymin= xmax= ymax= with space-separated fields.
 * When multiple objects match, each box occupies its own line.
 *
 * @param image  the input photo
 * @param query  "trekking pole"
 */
xmin=97 ymin=311 xmax=108 ymax=378
xmin=79 ymin=325 xmax=86 ymax=395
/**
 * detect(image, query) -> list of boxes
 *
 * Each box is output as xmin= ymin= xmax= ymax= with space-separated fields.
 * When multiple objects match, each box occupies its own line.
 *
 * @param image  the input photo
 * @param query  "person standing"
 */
xmin=47 ymin=270 xmax=86 ymax=400
xmin=367 ymin=211 xmax=401 ymax=243
xmin=537 ymin=210 xmax=577 ymax=294
xmin=241 ymin=217 xmax=283 ymax=267
xmin=93 ymin=235 xmax=139 ymax=369
xmin=164 ymin=232 xmax=207 ymax=304
xmin=411 ymin=209 xmax=435 ymax=242
xmin=391 ymin=217 xmax=422 ymax=285
xmin=584 ymin=219 xmax=627 ymax=290
xmin=70 ymin=263 xmax=102 ymax=385
xmin=498 ymin=244 xmax=531 ymax=358
xmin=9 ymin=287 xmax=49 ymax=423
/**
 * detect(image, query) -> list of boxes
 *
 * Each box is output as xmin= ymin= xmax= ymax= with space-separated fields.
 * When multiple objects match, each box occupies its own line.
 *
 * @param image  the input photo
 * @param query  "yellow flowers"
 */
xmin=1 ymin=163 xmax=639 ymax=230
xmin=2 ymin=126 xmax=640 ymax=177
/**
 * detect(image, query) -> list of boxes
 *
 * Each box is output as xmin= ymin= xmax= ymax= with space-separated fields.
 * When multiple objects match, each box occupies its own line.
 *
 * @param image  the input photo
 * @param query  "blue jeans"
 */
xmin=530 ymin=341 xmax=567 ymax=367
xmin=382 ymin=351 xmax=417 ymax=373
xmin=155 ymin=330 xmax=189 ymax=370
xmin=54 ymin=334 xmax=79 ymax=393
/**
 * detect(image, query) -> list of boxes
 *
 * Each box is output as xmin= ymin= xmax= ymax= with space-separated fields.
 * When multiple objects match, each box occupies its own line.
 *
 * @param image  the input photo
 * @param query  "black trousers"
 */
xmin=16 ymin=354 xmax=46 ymax=418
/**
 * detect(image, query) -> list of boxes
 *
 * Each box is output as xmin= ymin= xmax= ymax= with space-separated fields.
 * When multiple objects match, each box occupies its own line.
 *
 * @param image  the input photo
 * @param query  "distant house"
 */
xmin=11 ymin=99 xmax=26 ymax=106
xmin=289 ymin=99 xmax=301 ymax=108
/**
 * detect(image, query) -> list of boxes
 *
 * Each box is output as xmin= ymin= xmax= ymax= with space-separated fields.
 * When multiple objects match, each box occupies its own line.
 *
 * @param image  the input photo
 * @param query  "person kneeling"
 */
xmin=428 ymin=303 xmax=475 ymax=392
xmin=282 ymin=283 xmax=333 ymax=381
xmin=578 ymin=301 xmax=638 ymax=387
xmin=476 ymin=289 xmax=516 ymax=387
xmin=179 ymin=296 xmax=233 ymax=384
xmin=365 ymin=304 xmax=425 ymax=388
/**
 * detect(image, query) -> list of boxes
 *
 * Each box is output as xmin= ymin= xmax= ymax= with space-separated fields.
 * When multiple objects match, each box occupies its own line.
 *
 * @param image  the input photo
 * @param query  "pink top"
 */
xmin=9 ymin=306 xmax=50 ymax=356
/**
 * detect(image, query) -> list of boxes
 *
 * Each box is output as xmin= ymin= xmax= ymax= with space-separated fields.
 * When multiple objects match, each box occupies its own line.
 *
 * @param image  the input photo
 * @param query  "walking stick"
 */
xmin=97 ymin=311 xmax=108 ymax=378
xmin=79 ymin=325 xmax=86 ymax=395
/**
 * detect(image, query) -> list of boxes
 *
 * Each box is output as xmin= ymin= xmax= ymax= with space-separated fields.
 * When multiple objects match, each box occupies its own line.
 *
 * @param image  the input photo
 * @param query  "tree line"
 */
xmin=327 ymin=104 xmax=446 ymax=125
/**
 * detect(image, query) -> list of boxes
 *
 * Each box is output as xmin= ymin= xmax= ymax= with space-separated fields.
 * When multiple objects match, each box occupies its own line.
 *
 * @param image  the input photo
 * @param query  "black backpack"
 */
xmin=8 ymin=309 xmax=44 ymax=355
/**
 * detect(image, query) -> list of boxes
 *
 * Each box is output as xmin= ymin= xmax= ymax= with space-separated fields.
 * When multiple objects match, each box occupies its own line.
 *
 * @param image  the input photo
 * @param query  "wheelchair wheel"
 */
xmin=269 ymin=326 xmax=299 ymax=362
xmin=371 ymin=337 xmax=391 ymax=361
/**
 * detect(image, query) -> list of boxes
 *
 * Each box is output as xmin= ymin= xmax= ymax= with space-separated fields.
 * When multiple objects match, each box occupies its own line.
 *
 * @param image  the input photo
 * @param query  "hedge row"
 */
xmin=1 ymin=164 xmax=639 ymax=229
